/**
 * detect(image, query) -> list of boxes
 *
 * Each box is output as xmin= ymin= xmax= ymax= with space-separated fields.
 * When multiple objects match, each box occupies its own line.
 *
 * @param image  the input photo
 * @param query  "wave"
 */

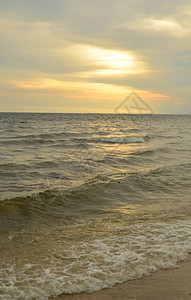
xmin=0 ymin=138 xmax=56 ymax=146
xmin=0 ymin=163 xmax=17 ymax=169
xmin=0 ymin=131 xmax=79 ymax=140
xmin=123 ymin=128 xmax=141 ymax=133
xmin=75 ymin=136 xmax=148 ymax=144
xmin=0 ymin=163 xmax=190 ymax=232
xmin=0 ymin=131 xmax=81 ymax=146
xmin=0 ymin=162 xmax=31 ymax=170
xmin=0 ymin=131 xmax=154 ymax=147
xmin=131 ymin=147 xmax=167 ymax=156
xmin=1 ymin=215 xmax=191 ymax=299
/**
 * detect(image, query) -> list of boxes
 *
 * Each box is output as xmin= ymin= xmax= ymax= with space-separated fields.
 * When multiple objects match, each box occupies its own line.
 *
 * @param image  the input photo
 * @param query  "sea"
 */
xmin=0 ymin=113 xmax=191 ymax=299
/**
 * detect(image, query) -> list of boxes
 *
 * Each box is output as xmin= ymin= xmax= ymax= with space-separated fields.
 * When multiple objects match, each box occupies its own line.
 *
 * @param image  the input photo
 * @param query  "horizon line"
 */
xmin=0 ymin=112 xmax=190 ymax=115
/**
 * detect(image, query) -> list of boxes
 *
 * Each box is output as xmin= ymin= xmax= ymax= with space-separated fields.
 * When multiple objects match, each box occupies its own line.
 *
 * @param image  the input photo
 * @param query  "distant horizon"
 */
xmin=0 ymin=111 xmax=190 ymax=115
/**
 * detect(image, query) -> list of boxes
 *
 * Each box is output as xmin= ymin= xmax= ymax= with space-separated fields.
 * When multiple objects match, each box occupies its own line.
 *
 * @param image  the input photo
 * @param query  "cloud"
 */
xmin=118 ymin=17 xmax=191 ymax=38
xmin=0 ymin=0 xmax=191 ymax=112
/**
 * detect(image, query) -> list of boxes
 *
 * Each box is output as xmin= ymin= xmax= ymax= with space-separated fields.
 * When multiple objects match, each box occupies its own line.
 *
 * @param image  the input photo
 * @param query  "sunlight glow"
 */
xmin=12 ymin=78 xmax=132 ymax=100
xmin=149 ymin=19 xmax=176 ymax=29
xmin=74 ymin=45 xmax=145 ymax=76
xmin=144 ymin=18 xmax=188 ymax=37
xmin=12 ymin=78 xmax=170 ymax=105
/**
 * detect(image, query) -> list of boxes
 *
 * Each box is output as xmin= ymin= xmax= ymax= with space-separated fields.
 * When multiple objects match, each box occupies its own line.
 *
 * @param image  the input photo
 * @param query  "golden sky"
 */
xmin=0 ymin=0 xmax=191 ymax=113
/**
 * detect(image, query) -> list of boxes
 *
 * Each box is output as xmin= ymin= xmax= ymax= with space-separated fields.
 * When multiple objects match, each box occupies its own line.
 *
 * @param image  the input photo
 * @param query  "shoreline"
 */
xmin=50 ymin=256 xmax=191 ymax=300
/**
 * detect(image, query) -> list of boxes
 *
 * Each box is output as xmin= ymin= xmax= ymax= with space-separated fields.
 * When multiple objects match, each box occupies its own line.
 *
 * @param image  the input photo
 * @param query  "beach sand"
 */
xmin=50 ymin=256 xmax=191 ymax=300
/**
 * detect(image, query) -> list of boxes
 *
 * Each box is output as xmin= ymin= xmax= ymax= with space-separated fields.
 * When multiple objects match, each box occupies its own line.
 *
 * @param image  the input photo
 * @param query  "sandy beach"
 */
xmin=51 ymin=256 xmax=191 ymax=300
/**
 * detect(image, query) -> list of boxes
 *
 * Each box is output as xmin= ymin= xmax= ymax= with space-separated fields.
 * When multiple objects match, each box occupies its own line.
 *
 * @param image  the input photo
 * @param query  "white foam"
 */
xmin=1 ymin=218 xmax=191 ymax=299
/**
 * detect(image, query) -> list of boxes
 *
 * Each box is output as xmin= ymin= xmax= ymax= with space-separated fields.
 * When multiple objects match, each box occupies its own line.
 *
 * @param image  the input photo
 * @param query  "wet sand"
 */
xmin=50 ymin=256 xmax=191 ymax=300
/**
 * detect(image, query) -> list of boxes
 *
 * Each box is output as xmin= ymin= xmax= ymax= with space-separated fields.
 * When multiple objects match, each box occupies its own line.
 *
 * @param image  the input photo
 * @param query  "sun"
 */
xmin=87 ymin=47 xmax=136 ymax=74
xmin=102 ymin=53 xmax=135 ymax=69
xmin=75 ymin=45 xmax=144 ymax=76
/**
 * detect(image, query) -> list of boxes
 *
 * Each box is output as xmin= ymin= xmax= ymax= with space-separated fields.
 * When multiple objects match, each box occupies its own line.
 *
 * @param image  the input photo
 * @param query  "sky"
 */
xmin=0 ymin=0 xmax=191 ymax=113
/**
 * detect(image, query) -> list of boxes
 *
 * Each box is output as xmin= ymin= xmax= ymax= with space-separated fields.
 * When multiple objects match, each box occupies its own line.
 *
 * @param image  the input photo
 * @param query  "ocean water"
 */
xmin=0 ymin=113 xmax=191 ymax=299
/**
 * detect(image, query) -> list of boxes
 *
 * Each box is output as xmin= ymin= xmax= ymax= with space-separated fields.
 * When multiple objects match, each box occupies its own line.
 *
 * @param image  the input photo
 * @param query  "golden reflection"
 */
xmin=112 ymin=205 xmax=139 ymax=214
